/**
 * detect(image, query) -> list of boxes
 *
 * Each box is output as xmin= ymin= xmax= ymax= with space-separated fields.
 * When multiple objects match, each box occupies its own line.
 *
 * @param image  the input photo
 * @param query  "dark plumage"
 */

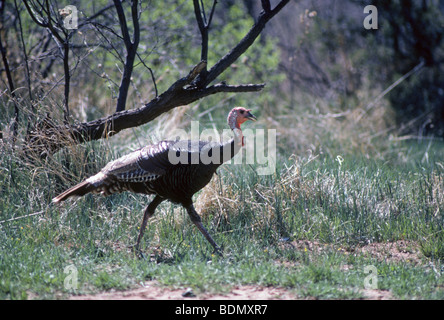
xmin=52 ymin=107 xmax=257 ymax=255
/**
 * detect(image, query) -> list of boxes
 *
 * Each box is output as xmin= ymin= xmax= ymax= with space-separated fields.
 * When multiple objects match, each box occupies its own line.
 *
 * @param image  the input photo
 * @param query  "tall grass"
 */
xmin=195 ymin=146 xmax=444 ymax=251
xmin=1 ymin=91 xmax=444 ymax=299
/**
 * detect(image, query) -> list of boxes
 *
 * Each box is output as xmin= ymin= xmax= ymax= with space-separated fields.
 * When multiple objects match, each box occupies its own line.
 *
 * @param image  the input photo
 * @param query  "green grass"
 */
xmin=1 ymin=138 xmax=444 ymax=299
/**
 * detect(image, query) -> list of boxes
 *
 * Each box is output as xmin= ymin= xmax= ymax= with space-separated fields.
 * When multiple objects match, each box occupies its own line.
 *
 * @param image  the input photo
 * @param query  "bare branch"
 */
xmin=0 ymin=0 xmax=19 ymax=138
xmin=44 ymin=0 xmax=65 ymax=44
xmin=192 ymin=0 xmax=217 ymax=68
xmin=113 ymin=0 xmax=141 ymax=112
xmin=136 ymin=52 xmax=158 ymax=97
xmin=14 ymin=0 xmax=33 ymax=105
xmin=261 ymin=0 xmax=271 ymax=13
xmin=131 ymin=0 xmax=140 ymax=47
xmin=193 ymin=0 xmax=209 ymax=64
xmin=90 ymin=22 xmax=125 ymax=64
xmin=23 ymin=0 xmax=72 ymax=122
xmin=207 ymin=0 xmax=217 ymax=28
xmin=113 ymin=0 xmax=131 ymax=50
xmin=23 ymin=0 xmax=48 ymax=28
xmin=202 ymin=83 xmax=266 ymax=95
xmin=78 ymin=3 xmax=114 ymax=29
xmin=193 ymin=0 xmax=205 ymax=32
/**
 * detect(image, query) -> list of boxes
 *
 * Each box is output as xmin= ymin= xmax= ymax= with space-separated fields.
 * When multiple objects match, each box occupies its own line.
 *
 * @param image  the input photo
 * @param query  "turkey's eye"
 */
xmin=240 ymin=110 xmax=244 ymax=114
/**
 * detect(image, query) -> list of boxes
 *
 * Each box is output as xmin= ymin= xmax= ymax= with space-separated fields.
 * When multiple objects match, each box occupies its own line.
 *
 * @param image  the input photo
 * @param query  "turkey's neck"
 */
xmin=218 ymin=126 xmax=243 ymax=165
xmin=232 ymin=127 xmax=244 ymax=147
xmin=228 ymin=112 xmax=244 ymax=147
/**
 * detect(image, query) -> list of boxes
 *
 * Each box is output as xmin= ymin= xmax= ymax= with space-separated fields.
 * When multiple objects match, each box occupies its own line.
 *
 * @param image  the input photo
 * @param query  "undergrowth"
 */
xmin=1 ymin=129 xmax=444 ymax=299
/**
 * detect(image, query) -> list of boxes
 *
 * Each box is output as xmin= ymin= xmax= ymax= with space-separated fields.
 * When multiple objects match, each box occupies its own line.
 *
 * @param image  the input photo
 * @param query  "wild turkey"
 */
xmin=52 ymin=107 xmax=257 ymax=255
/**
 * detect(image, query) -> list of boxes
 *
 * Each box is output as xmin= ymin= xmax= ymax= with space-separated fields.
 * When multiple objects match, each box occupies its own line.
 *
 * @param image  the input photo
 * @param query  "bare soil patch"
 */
xmin=352 ymin=240 xmax=422 ymax=264
xmin=69 ymin=281 xmax=394 ymax=300
xmin=290 ymin=239 xmax=422 ymax=264
xmin=70 ymin=282 xmax=297 ymax=300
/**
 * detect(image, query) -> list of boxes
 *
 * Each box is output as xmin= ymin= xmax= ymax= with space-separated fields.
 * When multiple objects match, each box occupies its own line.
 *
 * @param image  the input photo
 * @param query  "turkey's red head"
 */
xmin=227 ymin=107 xmax=257 ymax=147
xmin=228 ymin=107 xmax=257 ymax=130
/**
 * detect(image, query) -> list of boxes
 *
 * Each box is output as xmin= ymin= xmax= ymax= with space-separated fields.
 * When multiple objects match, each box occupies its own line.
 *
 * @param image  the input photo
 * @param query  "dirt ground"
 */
xmin=69 ymin=282 xmax=394 ymax=300
xmin=70 ymin=282 xmax=299 ymax=300
xmin=69 ymin=240 xmax=420 ymax=300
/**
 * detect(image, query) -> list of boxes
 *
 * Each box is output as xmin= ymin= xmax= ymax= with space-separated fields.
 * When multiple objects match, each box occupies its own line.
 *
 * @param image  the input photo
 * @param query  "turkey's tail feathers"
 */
xmin=52 ymin=180 xmax=95 ymax=203
xmin=52 ymin=172 xmax=108 ymax=203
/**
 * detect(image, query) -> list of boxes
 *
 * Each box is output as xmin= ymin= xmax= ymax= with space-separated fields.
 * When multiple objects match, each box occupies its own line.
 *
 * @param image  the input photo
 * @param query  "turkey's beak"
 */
xmin=246 ymin=111 xmax=257 ymax=121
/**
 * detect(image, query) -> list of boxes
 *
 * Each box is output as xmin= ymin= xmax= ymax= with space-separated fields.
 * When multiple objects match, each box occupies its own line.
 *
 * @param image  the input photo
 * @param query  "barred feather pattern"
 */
xmin=52 ymin=138 xmax=236 ymax=204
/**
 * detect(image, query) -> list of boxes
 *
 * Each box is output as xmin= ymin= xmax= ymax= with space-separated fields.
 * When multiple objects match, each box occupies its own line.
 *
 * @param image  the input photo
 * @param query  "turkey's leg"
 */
xmin=186 ymin=204 xmax=222 ymax=256
xmin=133 ymin=195 xmax=164 ymax=253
